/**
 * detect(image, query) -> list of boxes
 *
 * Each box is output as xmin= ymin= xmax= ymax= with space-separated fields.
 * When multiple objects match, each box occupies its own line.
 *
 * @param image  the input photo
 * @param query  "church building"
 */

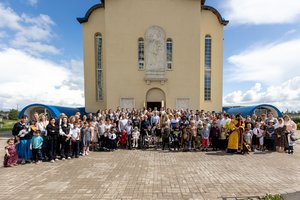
xmin=77 ymin=0 xmax=228 ymax=112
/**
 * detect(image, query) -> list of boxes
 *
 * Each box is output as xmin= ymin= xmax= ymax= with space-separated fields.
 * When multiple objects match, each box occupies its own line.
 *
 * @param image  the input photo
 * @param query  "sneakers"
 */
xmin=36 ymin=161 xmax=42 ymax=164
xmin=67 ymin=157 xmax=71 ymax=160
xmin=55 ymin=158 xmax=59 ymax=161
xmin=21 ymin=159 xmax=26 ymax=165
xmin=50 ymin=160 xmax=55 ymax=163
xmin=62 ymin=158 xmax=65 ymax=161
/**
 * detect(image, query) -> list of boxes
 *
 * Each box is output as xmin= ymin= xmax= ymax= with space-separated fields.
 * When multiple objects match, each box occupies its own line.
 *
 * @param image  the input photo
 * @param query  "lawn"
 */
xmin=0 ymin=119 xmax=17 ymax=132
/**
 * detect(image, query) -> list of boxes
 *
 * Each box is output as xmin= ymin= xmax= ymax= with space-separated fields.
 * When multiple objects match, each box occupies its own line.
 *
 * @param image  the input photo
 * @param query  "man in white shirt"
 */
xmin=118 ymin=113 xmax=128 ymax=131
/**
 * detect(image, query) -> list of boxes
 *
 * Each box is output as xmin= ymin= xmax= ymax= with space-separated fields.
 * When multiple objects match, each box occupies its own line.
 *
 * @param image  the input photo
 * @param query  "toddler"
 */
xmin=4 ymin=138 xmax=19 ymax=167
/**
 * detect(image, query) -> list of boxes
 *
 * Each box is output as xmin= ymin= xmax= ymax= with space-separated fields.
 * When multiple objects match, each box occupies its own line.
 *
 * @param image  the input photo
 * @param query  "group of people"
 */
xmin=3 ymin=107 xmax=298 ymax=167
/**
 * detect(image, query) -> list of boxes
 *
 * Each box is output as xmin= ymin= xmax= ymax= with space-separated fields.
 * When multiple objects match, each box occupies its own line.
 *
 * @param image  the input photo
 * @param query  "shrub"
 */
xmin=297 ymin=123 xmax=300 ymax=130
xmin=263 ymin=194 xmax=283 ymax=200
xmin=292 ymin=117 xmax=300 ymax=124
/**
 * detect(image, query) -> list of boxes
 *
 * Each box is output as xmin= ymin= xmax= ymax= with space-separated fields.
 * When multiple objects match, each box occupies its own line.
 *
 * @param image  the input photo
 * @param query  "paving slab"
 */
xmin=0 ymin=131 xmax=299 ymax=200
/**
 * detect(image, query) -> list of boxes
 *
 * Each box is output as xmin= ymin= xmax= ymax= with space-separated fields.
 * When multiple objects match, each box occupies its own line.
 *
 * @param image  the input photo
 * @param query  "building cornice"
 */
xmin=77 ymin=1 xmax=105 ymax=24
xmin=202 ymin=5 xmax=229 ymax=26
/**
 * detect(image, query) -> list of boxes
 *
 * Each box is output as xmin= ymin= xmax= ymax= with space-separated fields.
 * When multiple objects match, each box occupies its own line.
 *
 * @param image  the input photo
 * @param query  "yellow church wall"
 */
xmin=200 ymin=9 xmax=224 ymax=112
xmin=80 ymin=0 xmax=226 ymax=112
xmin=82 ymin=9 xmax=107 ymax=112
xmin=104 ymin=0 xmax=201 ymax=110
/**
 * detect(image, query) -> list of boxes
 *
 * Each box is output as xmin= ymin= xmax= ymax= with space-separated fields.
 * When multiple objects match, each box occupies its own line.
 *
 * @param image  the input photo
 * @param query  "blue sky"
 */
xmin=0 ymin=0 xmax=300 ymax=112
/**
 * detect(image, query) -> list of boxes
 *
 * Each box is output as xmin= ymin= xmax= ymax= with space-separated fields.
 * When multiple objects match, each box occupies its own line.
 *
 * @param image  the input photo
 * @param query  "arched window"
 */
xmin=166 ymin=38 xmax=173 ymax=70
xmin=95 ymin=33 xmax=103 ymax=100
xmin=138 ymin=38 xmax=145 ymax=70
xmin=204 ymin=35 xmax=211 ymax=101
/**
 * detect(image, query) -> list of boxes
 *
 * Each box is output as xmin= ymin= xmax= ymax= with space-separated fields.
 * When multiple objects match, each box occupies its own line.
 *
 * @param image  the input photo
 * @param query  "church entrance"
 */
xmin=146 ymin=88 xmax=166 ymax=111
xmin=147 ymin=102 xmax=162 ymax=111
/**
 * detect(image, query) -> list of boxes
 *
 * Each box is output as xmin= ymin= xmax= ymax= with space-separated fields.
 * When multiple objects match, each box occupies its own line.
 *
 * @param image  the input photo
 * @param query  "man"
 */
xmin=150 ymin=111 xmax=160 ymax=126
xmin=12 ymin=115 xmax=32 ymax=164
xmin=118 ymin=113 xmax=128 ymax=132
xmin=140 ymin=115 xmax=150 ymax=148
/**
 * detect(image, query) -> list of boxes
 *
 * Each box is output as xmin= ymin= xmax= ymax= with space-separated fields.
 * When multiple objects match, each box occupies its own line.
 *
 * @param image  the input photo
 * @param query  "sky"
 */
xmin=0 ymin=0 xmax=300 ymax=112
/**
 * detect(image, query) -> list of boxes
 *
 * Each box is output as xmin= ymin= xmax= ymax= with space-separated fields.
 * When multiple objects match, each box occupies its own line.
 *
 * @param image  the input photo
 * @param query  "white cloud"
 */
xmin=0 ymin=48 xmax=84 ymax=110
xmin=11 ymin=37 xmax=60 ymax=55
xmin=223 ymin=0 xmax=300 ymax=25
xmin=27 ymin=0 xmax=38 ymax=7
xmin=227 ymin=38 xmax=300 ymax=85
xmin=0 ymin=3 xmax=21 ymax=30
xmin=0 ymin=3 xmax=58 ymax=55
xmin=224 ymin=77 xmax=300 ymax=112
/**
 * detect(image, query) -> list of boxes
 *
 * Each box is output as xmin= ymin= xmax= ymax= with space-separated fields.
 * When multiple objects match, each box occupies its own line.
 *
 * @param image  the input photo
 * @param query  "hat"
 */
xmin=268 ymin=120 xmax=274 ymax=124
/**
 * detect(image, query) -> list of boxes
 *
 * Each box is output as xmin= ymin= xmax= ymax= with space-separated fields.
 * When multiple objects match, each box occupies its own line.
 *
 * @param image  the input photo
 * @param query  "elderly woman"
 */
xmin=275 ymin=118 xmax=287 ymax=153
xmin=283 ymin=115 xmax=297 ymax=154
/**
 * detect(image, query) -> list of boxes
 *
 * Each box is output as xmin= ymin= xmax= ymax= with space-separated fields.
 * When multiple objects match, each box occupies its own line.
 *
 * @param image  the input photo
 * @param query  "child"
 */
xmin=287 ymin=132 xmax=297 ymax=154
xmin=109 ymin=128 xmax=117 ymax=150
xmin=132 ymin=127 xmax=140 ymax=148
xmin=243 ymin=124 xmax=252 ymax=154
xmin=70 ymin=122 xmax=81 ymax=158
xmin=201 ymin=123 xmax=210 ymax=151
xmin=172 ymin=123 xmax=181 ymax=151
xmin=3 ymin=138 xmax=19 ymax=167
xmin=253 ymin=122 xmax=264 ymax=151
xmin=103 ymin=128 xmax=110 ymax=150
xmin=197 ymin=123 xmax=204 ymax=150
xmin=125 ymin=121 xmax=133 ymax=149
xmin=81 ymin=122 xmax=92 ymax=156
xmin=265 ymin=120 xmax=275 ymax=151
xmin=243 ymin=123 xmax=253 ymax=147
xmin=252 ymin=122 xmax=263 ymax=151
xmin=30 ymin=130 xmax=43 ymax=164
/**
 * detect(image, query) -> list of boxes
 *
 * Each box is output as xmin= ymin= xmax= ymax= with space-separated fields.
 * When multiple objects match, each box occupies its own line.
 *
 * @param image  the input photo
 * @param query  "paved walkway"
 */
xmin=0 ymin=132 xmax=299 ymax=200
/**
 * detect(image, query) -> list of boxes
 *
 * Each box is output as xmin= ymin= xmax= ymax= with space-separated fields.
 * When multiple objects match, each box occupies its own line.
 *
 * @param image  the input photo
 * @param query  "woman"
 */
xmin=46 ymin=117 xmax=59 ymax=163
xmin=275 ymin=118 xmax=287 ymax=153
xmin=283 ymin=115 xmax=297 ymax=154
xmin=60 ymin=116 xmax=71 ymax=159
xmin=37 ymin=114 xmax=49 ymax=160
xmin=90 ymin=116 xmax=99 ymax=151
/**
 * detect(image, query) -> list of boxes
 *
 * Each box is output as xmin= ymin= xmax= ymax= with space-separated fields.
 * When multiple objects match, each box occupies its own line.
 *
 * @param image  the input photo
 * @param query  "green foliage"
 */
xmin=8 ymin=109 xmax=19 ymax=120
xmin=292 ymin=117 xmax=300 ymax=124
xmin=297 ymin=123 xmax=300 ymax=130
xmin=263 ymin=194 xmax=283 ymax=200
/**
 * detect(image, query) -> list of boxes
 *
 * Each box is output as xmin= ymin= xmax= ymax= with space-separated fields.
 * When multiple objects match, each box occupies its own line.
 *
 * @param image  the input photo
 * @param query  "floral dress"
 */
xmin=3 ymin=144 xmax=18 ymax=167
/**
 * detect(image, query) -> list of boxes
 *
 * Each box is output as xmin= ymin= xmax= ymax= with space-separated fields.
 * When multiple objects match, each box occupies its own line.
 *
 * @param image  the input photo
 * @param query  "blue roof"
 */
xmin=223 ymin=104 xmax=283 ymax=118
xmin=19 ymin=104 xmax=86 ymax=119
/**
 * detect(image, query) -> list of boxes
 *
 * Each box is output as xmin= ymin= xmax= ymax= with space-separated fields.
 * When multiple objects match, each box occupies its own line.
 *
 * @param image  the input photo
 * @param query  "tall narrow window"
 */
xmin=138 ymin=38 xmax=145 ymax=70
xmin=166 ymin=38 xmax=173 ymax=70
xmin=96 ymin=33 xmax=103 ymax=100
xmin=204 ymin=35 xmax=211 ymax=101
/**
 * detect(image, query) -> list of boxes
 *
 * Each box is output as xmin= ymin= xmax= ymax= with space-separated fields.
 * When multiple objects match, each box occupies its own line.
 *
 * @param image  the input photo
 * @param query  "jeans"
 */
xmin=32 ymin=149 xmax=42 ymax=161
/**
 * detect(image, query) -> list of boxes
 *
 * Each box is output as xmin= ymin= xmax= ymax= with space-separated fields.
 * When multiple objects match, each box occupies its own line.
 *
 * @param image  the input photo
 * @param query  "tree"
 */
xmin=8 ymin=109 xmax=19 ymax=120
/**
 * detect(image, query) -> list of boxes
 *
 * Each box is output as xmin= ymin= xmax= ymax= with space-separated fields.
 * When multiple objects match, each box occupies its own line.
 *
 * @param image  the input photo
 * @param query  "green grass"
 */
xmin=263 ymin=194 xmax=283 ymax=200
xmin=0 ymin=119 xmax=17 ymax=132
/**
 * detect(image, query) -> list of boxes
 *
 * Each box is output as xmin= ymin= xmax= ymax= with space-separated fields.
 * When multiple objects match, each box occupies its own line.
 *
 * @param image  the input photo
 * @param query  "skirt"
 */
xmin=16 ymin=139 xmax=32 ymax=160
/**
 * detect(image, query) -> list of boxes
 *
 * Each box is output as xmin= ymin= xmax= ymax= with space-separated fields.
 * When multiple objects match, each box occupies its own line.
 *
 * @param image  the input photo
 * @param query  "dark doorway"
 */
xmin=147 ymin=102 xmax=162 ymax=111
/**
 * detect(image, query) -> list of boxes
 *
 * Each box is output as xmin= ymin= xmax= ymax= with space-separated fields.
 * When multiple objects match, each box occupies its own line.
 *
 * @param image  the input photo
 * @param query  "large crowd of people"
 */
xmin=3 ymin=107 xmax=298 ymax=167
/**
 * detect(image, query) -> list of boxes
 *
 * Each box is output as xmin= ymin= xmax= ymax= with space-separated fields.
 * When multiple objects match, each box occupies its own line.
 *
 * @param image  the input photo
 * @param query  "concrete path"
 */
xmin=0 ymin=132 xmax=299 ymax=200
